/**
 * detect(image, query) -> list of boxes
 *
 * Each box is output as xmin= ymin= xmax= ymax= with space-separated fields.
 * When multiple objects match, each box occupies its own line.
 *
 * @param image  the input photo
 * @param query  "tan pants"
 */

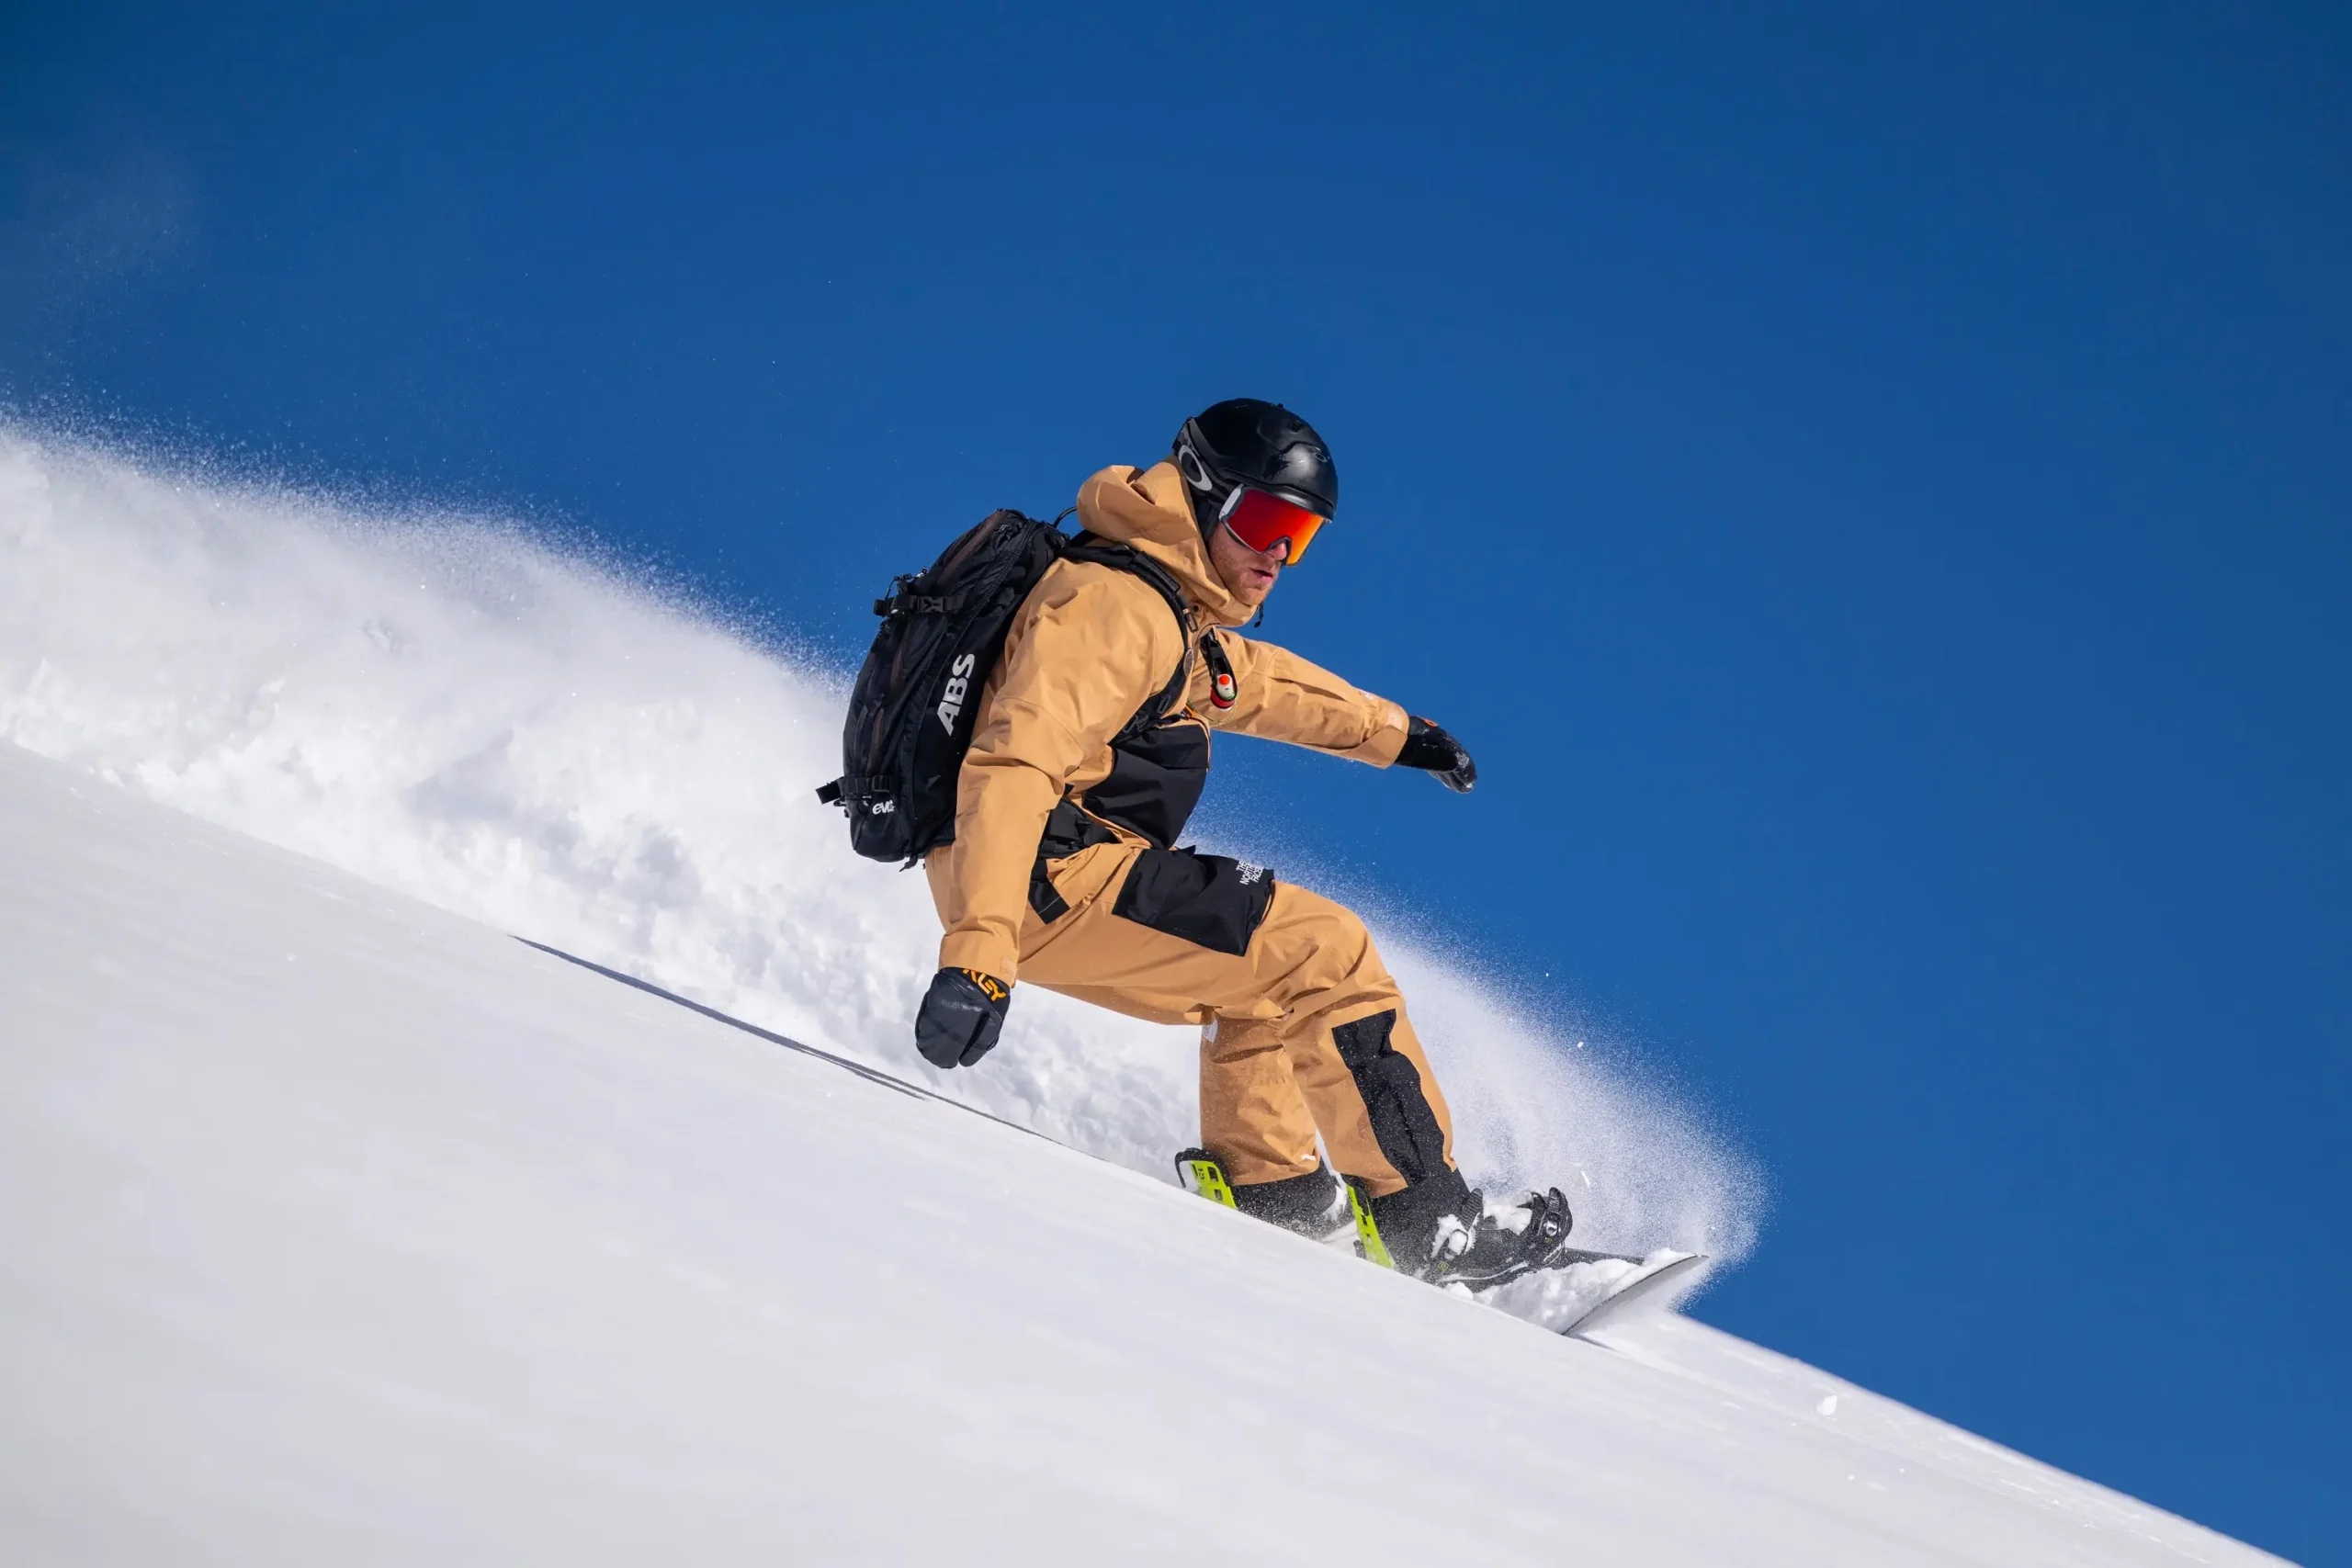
xmin=928 ymin=838 xmax=1458 ymax=1198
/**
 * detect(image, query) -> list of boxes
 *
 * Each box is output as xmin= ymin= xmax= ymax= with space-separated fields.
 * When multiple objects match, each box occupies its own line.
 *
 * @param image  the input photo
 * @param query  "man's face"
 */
xmin=1205 ymin=518 xmax=1286 ymax=607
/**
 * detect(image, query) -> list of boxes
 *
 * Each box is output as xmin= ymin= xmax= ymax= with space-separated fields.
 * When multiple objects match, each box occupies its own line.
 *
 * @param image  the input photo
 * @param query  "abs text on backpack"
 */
xmin=817 ymin=509 xmax=1193 ymax=865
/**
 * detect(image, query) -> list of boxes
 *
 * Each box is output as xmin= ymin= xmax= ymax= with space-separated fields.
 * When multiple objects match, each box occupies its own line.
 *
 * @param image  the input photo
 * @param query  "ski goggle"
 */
xmin=1218 ymin=485 xmax=1329 ymax=564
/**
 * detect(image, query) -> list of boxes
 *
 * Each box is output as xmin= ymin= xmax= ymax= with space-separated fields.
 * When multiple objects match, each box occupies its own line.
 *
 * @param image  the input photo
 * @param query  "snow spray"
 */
xmin=0 ymin=426 xmax=1760 ymax=1265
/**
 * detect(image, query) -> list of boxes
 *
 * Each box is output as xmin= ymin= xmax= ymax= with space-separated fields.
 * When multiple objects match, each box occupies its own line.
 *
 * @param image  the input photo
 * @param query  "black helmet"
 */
xmin=1172 ymin=399 xmax=1338 ymax=531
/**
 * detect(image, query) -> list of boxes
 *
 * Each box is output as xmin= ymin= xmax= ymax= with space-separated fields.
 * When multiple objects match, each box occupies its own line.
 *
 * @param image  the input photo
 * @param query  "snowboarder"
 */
xmin=910 ymin=399 xmax=1574 ymax=1284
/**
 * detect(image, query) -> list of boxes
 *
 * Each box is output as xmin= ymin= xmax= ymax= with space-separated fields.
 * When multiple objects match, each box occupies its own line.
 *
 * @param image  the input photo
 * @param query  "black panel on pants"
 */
xmin=1330 ymin=1010 xmax=1448 ymax=1186
xmin=1110 ymin=846 xmax=1276 ymax=955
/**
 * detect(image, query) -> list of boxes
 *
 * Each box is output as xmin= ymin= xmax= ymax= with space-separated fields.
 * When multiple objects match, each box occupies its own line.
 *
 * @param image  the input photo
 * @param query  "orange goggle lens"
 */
xmin=1222 ymin=486 xmax=1328 ymax=564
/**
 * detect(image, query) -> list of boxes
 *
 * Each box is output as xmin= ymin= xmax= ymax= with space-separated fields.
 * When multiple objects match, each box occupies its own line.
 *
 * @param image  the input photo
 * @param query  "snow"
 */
xmin=0 ymin=740 xmax=2283 ymax=1564
xmin=0 ymin=426 xmax=2290 ymax=1562
xmin=0 ymin=427 xmax=1753 ymax=1265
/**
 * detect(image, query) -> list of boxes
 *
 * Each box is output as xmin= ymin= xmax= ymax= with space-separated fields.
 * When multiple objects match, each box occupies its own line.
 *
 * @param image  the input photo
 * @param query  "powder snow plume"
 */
xmin=0 ymin=426 xmax=1759 ymax=1267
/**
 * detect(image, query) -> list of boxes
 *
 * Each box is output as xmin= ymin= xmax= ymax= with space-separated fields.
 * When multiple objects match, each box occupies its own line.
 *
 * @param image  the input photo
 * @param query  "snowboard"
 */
xmin=1551 ymin=1249 xmax=1709 ymax=1340
xmin=1176 ymin=1148 xmax=1706 ymax=1331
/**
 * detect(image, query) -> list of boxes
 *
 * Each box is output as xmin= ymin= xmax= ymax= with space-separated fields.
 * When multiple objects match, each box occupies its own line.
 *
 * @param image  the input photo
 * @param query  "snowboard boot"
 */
xmin=1349 ymin=1167 xmax=1478 ymax=1276
xmin=1230 ymin=1164 xmax=1355 ymax=1243
xmin=1423 ymin=1187 xmax=1577 ymax=1292
xmin=1185 ymin=1154 xmax=1576 ymax=1288
xmin=1175 ymin=1150 xmax=1354 ymax=1245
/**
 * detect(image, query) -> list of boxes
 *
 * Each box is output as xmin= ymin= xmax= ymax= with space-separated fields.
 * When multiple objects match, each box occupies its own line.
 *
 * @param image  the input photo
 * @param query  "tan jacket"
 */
xmin=932 ymin=460 xmax=1409 ymax=981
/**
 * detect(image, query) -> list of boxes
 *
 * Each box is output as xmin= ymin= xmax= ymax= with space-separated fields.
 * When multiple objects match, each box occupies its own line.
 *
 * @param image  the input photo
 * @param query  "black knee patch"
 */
xmin=1331 ymin=1010 xmax=1449 ymax=1187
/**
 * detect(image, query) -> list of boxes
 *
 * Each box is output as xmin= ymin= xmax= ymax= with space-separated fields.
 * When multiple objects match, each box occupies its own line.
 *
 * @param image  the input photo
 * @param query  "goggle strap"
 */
xmin=1177 ymin=440 xmax=1220 ymax=496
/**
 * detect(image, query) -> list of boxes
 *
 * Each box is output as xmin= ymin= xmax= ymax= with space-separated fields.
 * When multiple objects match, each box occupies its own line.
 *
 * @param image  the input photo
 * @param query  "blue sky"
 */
xmin=6 ymin=2 xmax=2347 ymax=1557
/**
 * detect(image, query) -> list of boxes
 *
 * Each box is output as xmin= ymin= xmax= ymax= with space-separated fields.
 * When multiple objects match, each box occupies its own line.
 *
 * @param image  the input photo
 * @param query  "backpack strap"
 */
xmin=1058 ymin=534 xmax=1199 ymax=742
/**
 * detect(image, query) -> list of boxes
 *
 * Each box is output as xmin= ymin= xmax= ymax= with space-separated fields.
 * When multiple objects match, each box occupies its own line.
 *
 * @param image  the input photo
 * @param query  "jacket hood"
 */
xmin=1074 ymin=461 xmax=1255 ymax=629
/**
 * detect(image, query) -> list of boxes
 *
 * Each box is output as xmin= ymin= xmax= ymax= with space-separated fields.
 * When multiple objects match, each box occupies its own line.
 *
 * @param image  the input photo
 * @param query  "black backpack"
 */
xmin=816 ymin=509 xmax=1193 ymax=865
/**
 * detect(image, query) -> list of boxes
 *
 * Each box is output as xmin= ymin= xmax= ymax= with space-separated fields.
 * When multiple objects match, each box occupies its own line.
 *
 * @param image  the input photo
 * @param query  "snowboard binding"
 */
xmin=1423 ymin=1186 xmax=1578 ymax=1291
xmin=1177 ymin=1151 xmax=1584 ymax=1290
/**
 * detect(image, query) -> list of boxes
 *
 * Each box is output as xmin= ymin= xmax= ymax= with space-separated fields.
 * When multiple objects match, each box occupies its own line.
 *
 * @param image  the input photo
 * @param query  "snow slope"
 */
xmin=0 ymin=740 xmax=2284 ymax=1565
xmin=0 ymin=428 xmax=1750 ymax=1266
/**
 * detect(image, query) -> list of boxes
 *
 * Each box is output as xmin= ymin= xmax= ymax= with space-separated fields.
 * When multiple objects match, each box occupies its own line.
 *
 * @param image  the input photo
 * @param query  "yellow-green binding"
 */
xmin=1175 ymin=1150 xmax=1238 ymax=1209
xmin=1347 ymin=1181 xmax=1396 ymax=1269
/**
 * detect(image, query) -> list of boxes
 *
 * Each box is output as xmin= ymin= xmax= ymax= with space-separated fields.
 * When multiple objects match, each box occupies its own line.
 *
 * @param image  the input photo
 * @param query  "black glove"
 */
xmin=1397 ymin=716 xmax=1476 ymax=794
xmin=914 ymin=967 xmax=1012 ymax=1068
